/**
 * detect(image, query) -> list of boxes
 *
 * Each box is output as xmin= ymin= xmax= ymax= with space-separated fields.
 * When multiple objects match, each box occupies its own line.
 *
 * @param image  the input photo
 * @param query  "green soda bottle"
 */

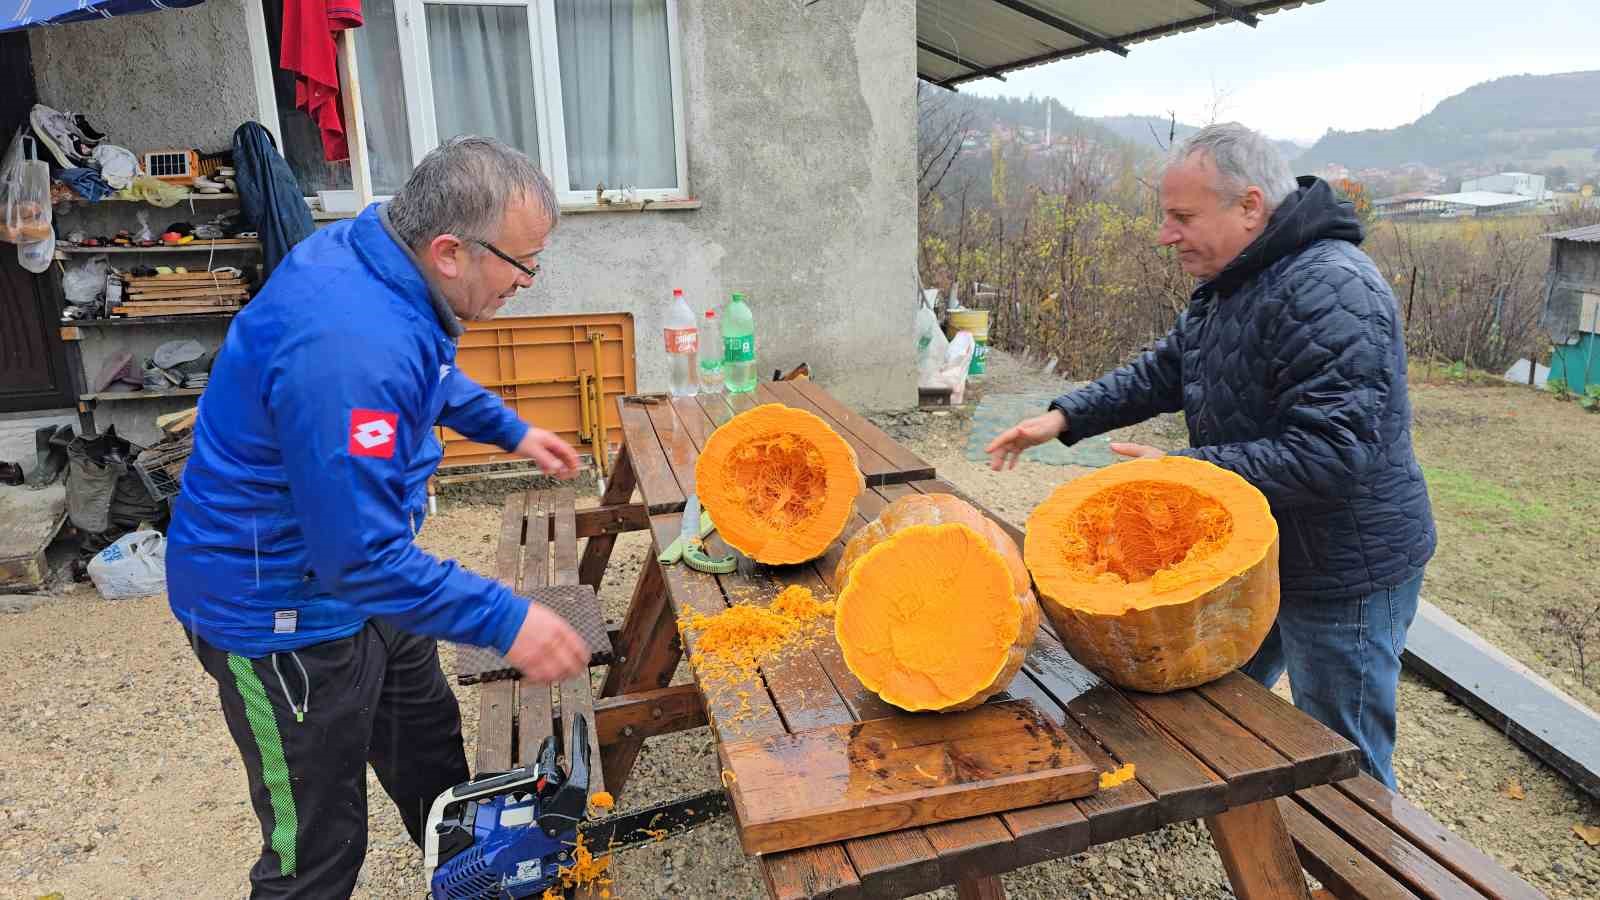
xmin=723 ymin=292 xmax=757 ymax=393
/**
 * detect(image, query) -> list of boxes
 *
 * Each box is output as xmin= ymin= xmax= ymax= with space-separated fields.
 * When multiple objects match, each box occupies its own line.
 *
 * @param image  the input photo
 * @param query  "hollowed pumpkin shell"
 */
xmin=695 ymin=403 xmax=863 ymax=565
xmin=1024 ymin=456 xmax=1279 ymax=693
xmin=834 ymin=493 xmax=1040 ymax=712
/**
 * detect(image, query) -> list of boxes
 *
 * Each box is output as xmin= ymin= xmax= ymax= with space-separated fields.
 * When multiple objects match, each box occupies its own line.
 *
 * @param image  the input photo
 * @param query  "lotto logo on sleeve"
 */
xmin=349 ymin=409 xmax=399 ymax=458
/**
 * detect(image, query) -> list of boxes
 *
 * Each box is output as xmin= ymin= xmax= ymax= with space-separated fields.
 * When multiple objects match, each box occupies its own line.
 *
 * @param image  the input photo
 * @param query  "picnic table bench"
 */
xmin=461 ymin=380 xmax=1542 ymax=900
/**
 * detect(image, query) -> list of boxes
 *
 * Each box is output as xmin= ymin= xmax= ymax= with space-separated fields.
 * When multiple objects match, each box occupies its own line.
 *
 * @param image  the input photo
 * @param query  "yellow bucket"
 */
xmin=946 ymin=309 xmax=989 ymax=376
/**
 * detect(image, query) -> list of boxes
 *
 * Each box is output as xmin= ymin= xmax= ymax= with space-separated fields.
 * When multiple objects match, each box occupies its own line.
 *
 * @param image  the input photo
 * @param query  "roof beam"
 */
xmin=1193 ymin=0 xmax=1259 ymax=27
xmin=985 ymin=0 xmax=1130 ymax=57
xmin=916 ymin=39 xmax=1004 ymax=81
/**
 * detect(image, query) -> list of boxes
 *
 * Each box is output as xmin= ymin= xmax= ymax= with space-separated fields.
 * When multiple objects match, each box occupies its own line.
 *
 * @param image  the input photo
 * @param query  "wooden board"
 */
xmin=719 ymin=699 xmax=1099 ymax=856
xmin=1401 ymin=600 xmax=1600 ymax=800
xmin=112 ymin=305 xmax=241 ymax=316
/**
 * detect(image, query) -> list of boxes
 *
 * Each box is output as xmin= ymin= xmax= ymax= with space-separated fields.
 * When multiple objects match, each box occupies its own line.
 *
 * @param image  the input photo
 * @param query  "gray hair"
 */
xmin=387 ymin=136 xmax=560 ymax=249
xmin=1168 ymin=122 xmax=1298 ymax=211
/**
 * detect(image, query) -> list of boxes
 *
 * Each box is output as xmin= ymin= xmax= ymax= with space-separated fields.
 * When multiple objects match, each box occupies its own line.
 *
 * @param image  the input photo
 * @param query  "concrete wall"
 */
xmin=31 ymin=0 xmax=919 ymax=412
xmin=504 ymin=0 xmax=918 ymax=410
xmin=29 ymin=0 xmax=259 ymax=155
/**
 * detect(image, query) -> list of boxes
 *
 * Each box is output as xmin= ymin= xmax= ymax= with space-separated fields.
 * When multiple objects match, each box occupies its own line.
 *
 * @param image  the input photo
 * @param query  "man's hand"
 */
xmin=986 ymin=409 xmax=1068 ymax=470
xmin=514 ymin=427 xmax=581 ymax=479
xmin=1110 ymin=442 xmax=1165 ymax=459
xmin=504 ymin=604 xmax=588 ymax=683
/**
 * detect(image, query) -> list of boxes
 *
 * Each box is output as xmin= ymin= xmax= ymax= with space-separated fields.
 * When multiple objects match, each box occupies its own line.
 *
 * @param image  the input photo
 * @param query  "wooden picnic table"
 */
xmin=581 ymin=380 xmax=1361 ymax=900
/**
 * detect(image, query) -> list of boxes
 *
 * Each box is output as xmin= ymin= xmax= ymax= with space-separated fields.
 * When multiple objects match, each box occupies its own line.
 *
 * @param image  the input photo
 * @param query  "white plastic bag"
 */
xmin=930 ymin=331 xmax=975 ymax=403
xmin=87 ymin=530 xmax=168 ymax=599
xmin=62 ymin=254 xmax=109 ymax=306
xmin=17 ymin=227 xmax=54 ymax=274
xmin=914 ymin=304 xmax=950 ymax=389
xmin=1 ymin=131 xmax=51 ymax=246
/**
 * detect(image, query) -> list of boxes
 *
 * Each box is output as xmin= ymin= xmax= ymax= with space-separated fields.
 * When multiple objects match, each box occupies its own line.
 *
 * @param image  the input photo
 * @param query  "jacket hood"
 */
xmin=1208 ymin=175 xmax=1364 ymax=298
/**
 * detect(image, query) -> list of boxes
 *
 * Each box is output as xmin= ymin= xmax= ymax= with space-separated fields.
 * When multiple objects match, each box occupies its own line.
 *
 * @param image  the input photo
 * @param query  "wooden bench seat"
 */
xmin=468 ymin=488 xmax=607 ymax=788
xmin=1282 ymin=773 xmax=1544 ymax=899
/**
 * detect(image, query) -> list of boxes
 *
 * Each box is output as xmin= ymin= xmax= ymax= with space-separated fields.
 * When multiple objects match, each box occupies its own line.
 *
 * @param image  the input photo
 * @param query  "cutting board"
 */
xmin=718 ymin=698 xmax=1099 ymax=855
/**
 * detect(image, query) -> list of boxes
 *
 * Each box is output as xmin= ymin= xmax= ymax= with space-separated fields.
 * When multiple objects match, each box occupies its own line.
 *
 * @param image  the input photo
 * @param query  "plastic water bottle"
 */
xmin=664 ymin=288 xmax=698 ymax=396
xmin=723 ymin=292 xmax=757 ymax=393
xmin=698 ymin=307 xmax=725 ymax=394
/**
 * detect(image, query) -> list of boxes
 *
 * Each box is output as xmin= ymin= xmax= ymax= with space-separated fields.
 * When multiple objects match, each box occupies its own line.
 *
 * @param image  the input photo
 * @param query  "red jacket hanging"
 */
xmin=281 ymin=0 xmax=364 ymax=162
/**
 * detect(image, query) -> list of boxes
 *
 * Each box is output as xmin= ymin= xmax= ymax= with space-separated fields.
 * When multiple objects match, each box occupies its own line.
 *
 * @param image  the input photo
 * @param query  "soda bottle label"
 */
xmin=664 ymin=328 xmax=698 ymax=354
xmin=724 ymin=335 xmax=754 ymax=362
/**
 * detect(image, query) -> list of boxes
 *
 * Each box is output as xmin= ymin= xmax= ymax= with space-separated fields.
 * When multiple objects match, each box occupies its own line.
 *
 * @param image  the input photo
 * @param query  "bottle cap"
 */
xmin=705 ymin=309 xmax=716 ymax=319
xmin=673 ymin=288 xmax=684 ymax=297
xmin=730 ymin=291 xmax=745 ymax=302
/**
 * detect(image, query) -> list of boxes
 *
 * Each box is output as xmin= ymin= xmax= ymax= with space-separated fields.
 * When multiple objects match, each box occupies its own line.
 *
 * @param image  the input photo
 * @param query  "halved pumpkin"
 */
xmin=834 ymin=493 xmax=1040 ymax=712
xmin=695 ymin=403 xmax=863 ymax=565
xmin=1024 ymin=456 xmax=1279 ymax=693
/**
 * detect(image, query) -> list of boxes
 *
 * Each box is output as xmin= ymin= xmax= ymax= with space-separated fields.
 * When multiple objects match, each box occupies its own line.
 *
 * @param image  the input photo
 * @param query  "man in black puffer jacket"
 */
xmin=987 ymin=123 xmax=1435 ymax=789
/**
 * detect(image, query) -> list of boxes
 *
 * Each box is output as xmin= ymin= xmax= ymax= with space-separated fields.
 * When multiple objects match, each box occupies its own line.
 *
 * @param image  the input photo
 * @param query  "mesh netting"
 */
xmin=1060 ymin=480 xmax=1234 ymax=588
xmin=719 ymin=433 xmax=828 ymax=530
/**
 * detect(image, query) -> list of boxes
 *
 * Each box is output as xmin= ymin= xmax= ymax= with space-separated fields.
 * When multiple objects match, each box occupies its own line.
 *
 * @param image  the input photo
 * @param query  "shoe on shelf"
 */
xmin=28 ymin=104 xmax=92 ymax=168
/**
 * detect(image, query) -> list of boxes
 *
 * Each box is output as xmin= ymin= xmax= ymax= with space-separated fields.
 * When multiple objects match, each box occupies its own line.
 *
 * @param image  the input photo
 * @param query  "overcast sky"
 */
xmin=962 ymin=0 xmax=1599 ymax=145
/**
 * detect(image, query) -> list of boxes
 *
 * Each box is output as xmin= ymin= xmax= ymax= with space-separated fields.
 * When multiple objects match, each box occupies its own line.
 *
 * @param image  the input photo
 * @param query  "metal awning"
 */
xmin=918 ymin=0 xmax=1324 ymax=89
xmin=3 ymin=0 xmax=206 ymax=34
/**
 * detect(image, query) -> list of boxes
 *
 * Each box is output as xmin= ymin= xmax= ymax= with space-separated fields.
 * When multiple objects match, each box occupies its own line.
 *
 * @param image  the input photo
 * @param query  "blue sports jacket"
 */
xmin=167 ymin=204 xmax=532 ymax=657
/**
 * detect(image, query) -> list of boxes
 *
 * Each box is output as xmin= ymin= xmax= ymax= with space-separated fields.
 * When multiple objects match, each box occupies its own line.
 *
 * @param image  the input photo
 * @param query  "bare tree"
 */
xmin=918 ymin=82 xmax=971 ymax=210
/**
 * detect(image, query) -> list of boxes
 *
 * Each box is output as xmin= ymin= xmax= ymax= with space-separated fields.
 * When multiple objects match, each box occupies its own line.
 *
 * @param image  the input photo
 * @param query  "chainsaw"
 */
xmin=424 ymin=714 xmax=729 ymax=899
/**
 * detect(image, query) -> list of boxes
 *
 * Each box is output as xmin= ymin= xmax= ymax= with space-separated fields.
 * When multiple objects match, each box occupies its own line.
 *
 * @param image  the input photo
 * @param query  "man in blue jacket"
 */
xmin=987 ymin=123 xmax=1435 ymax=790
xmin=167 ymin=136 xmax=589 ymax=896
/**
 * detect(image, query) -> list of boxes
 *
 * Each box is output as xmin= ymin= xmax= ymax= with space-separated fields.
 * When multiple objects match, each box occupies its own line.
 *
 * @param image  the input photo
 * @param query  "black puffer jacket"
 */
xmin=1050 ymin=177 xmax=1435 ymax=601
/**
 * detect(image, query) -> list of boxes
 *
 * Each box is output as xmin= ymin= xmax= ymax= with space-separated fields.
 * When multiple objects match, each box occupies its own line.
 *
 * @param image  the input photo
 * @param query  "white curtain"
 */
xmin=424 ymin=3 xmax=542 ymax=163
xmin=555 ymin=0 xmax=676 ymax=191
xmin=352 ymin=1 xmax=413 ymax=195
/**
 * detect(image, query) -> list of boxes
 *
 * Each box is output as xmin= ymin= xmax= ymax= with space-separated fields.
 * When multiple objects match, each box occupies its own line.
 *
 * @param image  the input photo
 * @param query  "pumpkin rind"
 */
xmin=1024 ymin=455 xmax=1279 ymax=693
xmin=835 ymin=494 xmax=1040 ymax=712
xmin=695 ymin=403 xmax=864 ymax=565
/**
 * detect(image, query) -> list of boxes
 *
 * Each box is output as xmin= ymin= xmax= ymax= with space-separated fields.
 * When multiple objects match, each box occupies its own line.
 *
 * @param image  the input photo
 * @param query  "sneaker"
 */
xmin=29 ymin=104 xmax=92 ymax=167
xmin=71 ymin=113 xmax=107 ymax=146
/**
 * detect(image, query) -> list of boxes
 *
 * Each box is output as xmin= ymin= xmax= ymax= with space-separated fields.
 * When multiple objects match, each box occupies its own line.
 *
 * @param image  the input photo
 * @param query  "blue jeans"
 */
xmin=1241 ymin=572 xmax=1423 ymax=790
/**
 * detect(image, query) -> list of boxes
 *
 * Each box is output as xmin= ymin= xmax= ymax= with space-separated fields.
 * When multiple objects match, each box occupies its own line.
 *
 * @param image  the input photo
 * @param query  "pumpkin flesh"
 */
xmin=695 ymin=404 xmax=863 ymax=565
xmin=1025 ymin=456 xmax=1279 ymax=693
xmin=835 ymin=494 xmax=1040 ymax=712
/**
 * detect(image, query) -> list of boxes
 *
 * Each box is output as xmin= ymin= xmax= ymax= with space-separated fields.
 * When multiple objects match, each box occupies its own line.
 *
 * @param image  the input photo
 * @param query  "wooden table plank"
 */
xmin=1024 ymin=632 xmax=1228 ymax=825
xmin=670 ymin=394 xmax=719 ymax=449
xmin=1196 ymin=672 xmax=1361 ymax=790
xmin=618 ymin=399 xmax=685 ymax=513
xmin=1292 ymin=785 xmax=1484 ymax=900
xmin=645 ymin=398 xmax=703 ymax=501
xmin=1124 ymin=687 xmax=1298 ymax=807
xmin=1278 ymin=797 xmax=1420 ymax=900
xmin=922 ymin=817 xmax=1020 ymax=889
xmin=650 ymin=508 xmax=863 ymax=897
xmin=721 ymin=700 xmax=1098 ymax=856
xmin=789 ymin=379 xmax=935 ymax=482
xmin=1330 ymin=774 xmax=1543 ymax=900
xmin=762 ymin=381 xmax=897 ymax=485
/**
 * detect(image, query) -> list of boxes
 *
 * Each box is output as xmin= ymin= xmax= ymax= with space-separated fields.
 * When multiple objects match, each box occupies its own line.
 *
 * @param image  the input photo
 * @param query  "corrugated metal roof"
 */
xmin=918 ymin=0 xmax=1324 ymax=88
xmin=1546 ymin=224 xmax=1600 ymax=243
xmin=1422 ymin=191 xmax=1539 ymax=208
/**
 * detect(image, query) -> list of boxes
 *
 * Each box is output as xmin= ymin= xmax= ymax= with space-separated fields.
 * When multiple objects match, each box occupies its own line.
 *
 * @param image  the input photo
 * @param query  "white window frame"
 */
xmin=249 ymin=0 xmax=690 ymax=208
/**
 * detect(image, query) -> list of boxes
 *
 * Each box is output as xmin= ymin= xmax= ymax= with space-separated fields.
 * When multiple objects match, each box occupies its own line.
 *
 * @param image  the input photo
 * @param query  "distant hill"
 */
xmin=1295 ymin=70 xmax=1600 ymax=171
xmin=942 ymin=94 xmax=1141 ymax=153
xmin=1092 ymin=115 xmax=1307 ymax=163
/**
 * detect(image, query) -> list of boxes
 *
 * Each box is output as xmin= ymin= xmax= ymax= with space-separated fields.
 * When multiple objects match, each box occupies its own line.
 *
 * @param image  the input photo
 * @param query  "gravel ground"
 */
xmin=3 ymin=349 xmax=1597 ymax=898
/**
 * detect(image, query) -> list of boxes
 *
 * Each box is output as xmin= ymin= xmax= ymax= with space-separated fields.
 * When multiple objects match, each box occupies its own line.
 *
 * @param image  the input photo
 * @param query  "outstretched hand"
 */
xmin=985 ymin=409 xmax=1068 ymax=470
xmin=514 ymin=427 xmax=581 ymax=479
xmin=1110 ymin=442 xmax=1165 ymax=460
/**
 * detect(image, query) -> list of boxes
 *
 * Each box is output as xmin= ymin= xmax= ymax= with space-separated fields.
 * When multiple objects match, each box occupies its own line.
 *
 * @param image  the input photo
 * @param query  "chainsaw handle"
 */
xmin=537 ymin=714 xmax=592 ymax=834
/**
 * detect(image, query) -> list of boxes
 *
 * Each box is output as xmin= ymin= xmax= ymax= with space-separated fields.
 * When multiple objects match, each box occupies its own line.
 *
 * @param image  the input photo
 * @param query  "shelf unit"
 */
xmin=56 ymin=239 xmax=261 ymax=258
xmin=64 ymin=312 xmax=237 ymax=328
xmin=80 ymin=388 xmax=206 ymax=403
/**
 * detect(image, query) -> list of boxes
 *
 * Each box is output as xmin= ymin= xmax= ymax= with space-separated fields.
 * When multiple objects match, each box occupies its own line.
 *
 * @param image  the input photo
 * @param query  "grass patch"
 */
xmin=1422 ymin=464 xmax=1550 ymax=528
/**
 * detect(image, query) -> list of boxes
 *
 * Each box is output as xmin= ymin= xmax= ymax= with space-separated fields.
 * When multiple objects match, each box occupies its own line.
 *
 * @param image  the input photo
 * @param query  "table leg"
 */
xmin=1205 ymin=799 xmax=1313 ymax=900
xmin=598 ymin=556 xmax=683 ymax=795
xmin=956 ymin=875 xmax=1006 ymax=899
xmin=579 ymin=444 xmax=637 ymax=591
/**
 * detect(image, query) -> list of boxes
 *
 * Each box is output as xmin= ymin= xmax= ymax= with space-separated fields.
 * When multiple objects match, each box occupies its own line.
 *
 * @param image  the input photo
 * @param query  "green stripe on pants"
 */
xmin=228 ymin=654 xmax=299 ymax=877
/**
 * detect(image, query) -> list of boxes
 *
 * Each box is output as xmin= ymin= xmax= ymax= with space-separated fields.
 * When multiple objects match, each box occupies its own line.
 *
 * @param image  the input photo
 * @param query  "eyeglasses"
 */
xmin=473 ymin=238 xmax=541 ymax=280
